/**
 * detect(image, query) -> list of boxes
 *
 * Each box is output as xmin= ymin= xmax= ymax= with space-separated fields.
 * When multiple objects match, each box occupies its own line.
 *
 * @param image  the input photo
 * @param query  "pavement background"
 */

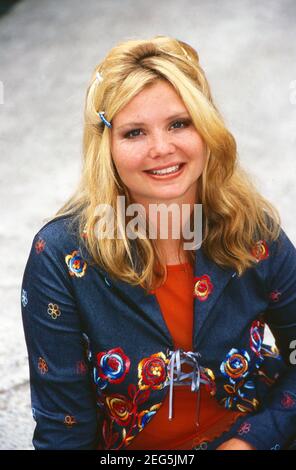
xmin=0 ymin=0 xmax=295 ymax=450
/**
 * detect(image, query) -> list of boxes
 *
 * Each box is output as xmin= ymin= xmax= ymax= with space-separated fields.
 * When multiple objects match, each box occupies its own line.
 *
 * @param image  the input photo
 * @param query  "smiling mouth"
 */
xmin=144 ymin=163 xmax=185 ymax=176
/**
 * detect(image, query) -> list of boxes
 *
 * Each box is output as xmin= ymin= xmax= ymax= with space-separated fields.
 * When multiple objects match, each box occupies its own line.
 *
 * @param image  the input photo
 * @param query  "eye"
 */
xmin=124 ymin=128 xmax=143 ymax=139
xmin=170 ymin=119 xmax=191 ymax=129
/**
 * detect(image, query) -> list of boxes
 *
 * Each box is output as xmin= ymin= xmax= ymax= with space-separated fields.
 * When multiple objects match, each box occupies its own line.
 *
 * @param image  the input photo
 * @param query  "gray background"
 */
xmin=0 ymin=0 xmax=295 ymax=450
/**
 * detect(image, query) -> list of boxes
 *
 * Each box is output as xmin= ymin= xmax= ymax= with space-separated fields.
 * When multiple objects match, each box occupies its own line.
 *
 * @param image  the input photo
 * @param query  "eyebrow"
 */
xmin=115 ymin=112 xmax=190 ymax=131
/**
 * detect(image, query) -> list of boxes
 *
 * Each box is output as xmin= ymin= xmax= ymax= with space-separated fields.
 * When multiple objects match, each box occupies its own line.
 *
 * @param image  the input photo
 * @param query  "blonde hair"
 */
xmin=47 ymin=35 xmax=281 ymax=291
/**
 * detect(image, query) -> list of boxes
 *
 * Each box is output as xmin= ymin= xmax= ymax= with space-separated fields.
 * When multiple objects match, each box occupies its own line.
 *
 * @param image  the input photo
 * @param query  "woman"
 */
xmin=21 ymin=35 xmax=296 ymax=450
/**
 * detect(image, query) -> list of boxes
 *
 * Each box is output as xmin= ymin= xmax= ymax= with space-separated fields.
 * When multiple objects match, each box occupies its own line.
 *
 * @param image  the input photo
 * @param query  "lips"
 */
xmin=145 ymin=162 xmax=184 ymax=172
xmin=144 ymin=162 xmax=185 ymax=179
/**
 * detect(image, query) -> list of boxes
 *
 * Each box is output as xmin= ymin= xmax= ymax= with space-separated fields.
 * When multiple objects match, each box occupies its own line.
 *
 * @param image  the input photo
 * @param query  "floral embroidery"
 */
xmin=98 ymin=382 xmax=160 ymax=450
xmin=271 ymin=443 xmax=281 ymax=450
xmin=95 ymin=348 xmax=131 ymax=390
xmin=76 ymin=360 xmax=88 ymax=375
xmin=281 ymin=391 xmax=296 ymax=409
xmin=21 ymin=289 xmax=28 ymax=307
xmin=193 ymin=275 xmax=213 ymax=301
xmin=47 ymin=302 xmax=61 ymax=320
xmin=221 ymin=382 xmax=259 ymax=413
xmin=220 ymin=348 xmax=259 ymax=412
xmin=106 ymin=393 xmax=136 ymax=427
xmin=64 ymin=415 xmax=77 ymax=428
xmin=201 ymin=368 xmax=216 ymax=396
xmin=137 ymin=403 xmax=162 ymax=431
xmin=35 ymin=237 xmax=46 ymax=254
xmin=237 ymin=422 xmax=251 ymax=435
xmin=220 ymin=348 xmax=250 ymax=382
xmin=65 ymin=250 xmax=87 ymax=278
xmin=251 ymin=240 xmax=269 ymax=262
xmin=269 ymin=290 xmax=281 ymax=302
xmin=138 ymin=352 xmax=169 ymax=391
xmin=38 ymin=357 xmax=48 ymax=374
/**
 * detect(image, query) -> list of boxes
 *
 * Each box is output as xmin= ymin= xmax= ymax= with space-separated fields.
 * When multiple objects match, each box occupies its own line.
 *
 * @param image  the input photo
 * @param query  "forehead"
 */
xmin=113 ymin=80 xmax=187 ymax=124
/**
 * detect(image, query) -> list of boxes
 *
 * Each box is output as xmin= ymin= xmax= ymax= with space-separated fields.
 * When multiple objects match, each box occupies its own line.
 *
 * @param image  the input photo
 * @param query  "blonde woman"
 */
xmin=21 ymin=36 xmax=296 ymax=450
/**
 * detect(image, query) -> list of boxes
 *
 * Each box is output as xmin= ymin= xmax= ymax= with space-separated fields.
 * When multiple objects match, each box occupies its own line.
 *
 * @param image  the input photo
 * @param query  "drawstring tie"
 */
xmin=167 ymin=349 xmax=207 ymax=427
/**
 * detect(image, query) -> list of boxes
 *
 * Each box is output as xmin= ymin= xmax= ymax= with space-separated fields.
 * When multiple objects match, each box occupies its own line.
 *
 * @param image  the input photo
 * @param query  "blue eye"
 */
xmin=125 ymin=128 xmax=142 ymax=139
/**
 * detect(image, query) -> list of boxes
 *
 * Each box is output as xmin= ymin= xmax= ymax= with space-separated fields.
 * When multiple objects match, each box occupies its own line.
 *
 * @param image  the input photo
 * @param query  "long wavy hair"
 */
xmin=46 ymin=35 xmax=281 ymax=291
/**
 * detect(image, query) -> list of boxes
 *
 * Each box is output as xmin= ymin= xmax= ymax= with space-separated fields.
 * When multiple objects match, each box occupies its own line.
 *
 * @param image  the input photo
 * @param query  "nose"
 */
xmin=148 ymin=129 xmax=176 ymax=159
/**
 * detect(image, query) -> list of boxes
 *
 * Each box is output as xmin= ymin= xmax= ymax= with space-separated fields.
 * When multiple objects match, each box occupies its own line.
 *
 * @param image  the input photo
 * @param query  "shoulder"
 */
xmin=33 ymin=214 xmax=81 ymax=253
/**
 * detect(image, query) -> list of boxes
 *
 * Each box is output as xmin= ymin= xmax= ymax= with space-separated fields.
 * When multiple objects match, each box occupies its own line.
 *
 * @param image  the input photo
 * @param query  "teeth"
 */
xmin=148 ymin=164 xmax=181 ymax=175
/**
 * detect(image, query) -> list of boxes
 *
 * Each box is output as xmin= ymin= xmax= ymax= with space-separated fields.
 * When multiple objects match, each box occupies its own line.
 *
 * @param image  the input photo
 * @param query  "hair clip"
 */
xmin=98 ymin=111 xmax=112 ymax=128
xmin=96 ymin=71 xmax=103 ymax=83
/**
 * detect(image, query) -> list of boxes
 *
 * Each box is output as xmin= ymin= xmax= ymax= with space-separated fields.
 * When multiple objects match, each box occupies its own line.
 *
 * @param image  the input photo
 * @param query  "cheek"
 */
xmin=113 ymin=142 xmax=145 ymax=174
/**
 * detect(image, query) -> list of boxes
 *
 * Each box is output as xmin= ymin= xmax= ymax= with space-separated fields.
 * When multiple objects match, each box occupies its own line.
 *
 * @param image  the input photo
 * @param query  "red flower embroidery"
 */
xmin=35 ymin=238 xmax=46 ymax=254
xmin=269 ymin=291 xmax=281 ymax=302
xmin=76 ymin=360 xmax=88 ymax=375
xmin=138 ymin=352 xmax=169 ymax=391
xmin=193 ymin=274 xmax=213 ymax=301
xmin=96 ymin=347 xmax=131 ymax=385
xmin=106 ymin=394 xmax=136 ymax=427
xmin=281 ymin=392 xmax=296 ymax=409
xmin=251 ymin=240 xmax=269 ymax=262
xmin=38 ymin=357 xmax=48 ymax=374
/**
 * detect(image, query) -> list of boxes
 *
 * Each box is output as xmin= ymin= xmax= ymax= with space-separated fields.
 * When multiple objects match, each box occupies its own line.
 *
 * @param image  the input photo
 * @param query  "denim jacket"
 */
xmin=21 ymin=214 xmax=296 ymax=450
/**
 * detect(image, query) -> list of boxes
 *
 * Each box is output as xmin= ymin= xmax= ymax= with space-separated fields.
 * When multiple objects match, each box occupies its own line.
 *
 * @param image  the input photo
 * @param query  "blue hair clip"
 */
xmin=98 ymin=111 xmax=112 ymax=129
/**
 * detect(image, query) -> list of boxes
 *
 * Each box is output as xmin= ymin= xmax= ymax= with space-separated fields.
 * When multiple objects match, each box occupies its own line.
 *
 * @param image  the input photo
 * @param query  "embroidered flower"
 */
xmin=220 ymin=348 xmax=250 ymax=383
xmin=201 ymin=368 xmax=216 ymax=396
xmin=65 ymin=250 xmax=87 ymax=278
xmin=251 ymin=240 xmax=269 ymax=262
xmin=137 ymin=403 xmax=162 ymax=431
xmin=35 ymin=237 xmax=46 ymax=254
xmin=47 ymin=302 xmax=61 ymax=320
xmin=237 ymin=422 xmax=251 ymax=435
xmin=64 ymin=415 xmax=77 ymax=428
xmin=106 ymin=394 xmax=136 ymax=427
xmin=21 ymin=289 xmax=28 ymax=307
xmin=221 ymin=384 xmax=259 ymax=413
xmin=138 ymin=352 xmax=169 ymax=391
xmin=95 ymin=348 xmax=131 ymax=389
xmin=76 ymin=360 xmax=88 ymax=375
xmin=269 ymin=290 xmax=281 ymax=302
xmin=38 ymin=357 xmax=48 ymax=374
xmin=281 ymin=391 xmax=296 ymax=409
xmin=249 ymin=319 xmax=265 ymax=358
xmin=193 ymin=274 xmax=213 ymax=301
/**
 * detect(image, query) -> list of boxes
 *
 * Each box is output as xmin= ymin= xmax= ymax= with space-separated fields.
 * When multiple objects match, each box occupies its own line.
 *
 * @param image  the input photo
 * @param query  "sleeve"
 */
xmin=21 ymin=230 xmax=98 ymax=449
xmin=229 ymin=228 xmax=296 ymax=450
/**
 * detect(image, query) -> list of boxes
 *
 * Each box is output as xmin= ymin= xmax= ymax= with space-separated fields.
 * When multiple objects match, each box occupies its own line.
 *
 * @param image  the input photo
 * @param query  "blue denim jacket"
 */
xmin=21 ymin=214 xmax=296 ymax=450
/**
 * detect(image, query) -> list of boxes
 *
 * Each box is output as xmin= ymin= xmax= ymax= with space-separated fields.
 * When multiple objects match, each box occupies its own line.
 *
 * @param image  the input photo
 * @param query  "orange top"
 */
xmin=127 ymin=262 xmax=244 ymax=450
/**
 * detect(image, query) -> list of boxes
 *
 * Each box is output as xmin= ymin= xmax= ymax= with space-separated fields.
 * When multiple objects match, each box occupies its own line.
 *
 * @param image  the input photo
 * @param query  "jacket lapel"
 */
xmin=193 ymin=246 xmax=235 ymax=349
